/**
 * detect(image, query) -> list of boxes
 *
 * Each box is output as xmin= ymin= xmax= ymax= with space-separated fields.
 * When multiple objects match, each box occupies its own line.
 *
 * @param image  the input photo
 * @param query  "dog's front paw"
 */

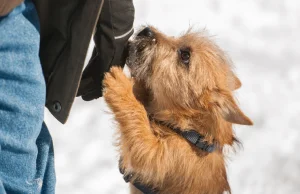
xmin=103 ymin=66 xmax=133 ymax=93
xmin=103 ymin=67 xmax=134 ymax=107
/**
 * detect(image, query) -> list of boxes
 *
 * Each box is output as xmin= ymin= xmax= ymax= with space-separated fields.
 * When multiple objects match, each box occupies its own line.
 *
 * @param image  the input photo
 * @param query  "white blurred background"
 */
xmin=45 ymin=0 xmax=300 ymax=193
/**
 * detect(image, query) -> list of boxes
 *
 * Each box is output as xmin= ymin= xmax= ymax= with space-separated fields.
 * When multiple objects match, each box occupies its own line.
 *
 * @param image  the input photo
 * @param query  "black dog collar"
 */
xmin=150 ymin=118 xmax=217 ymax=153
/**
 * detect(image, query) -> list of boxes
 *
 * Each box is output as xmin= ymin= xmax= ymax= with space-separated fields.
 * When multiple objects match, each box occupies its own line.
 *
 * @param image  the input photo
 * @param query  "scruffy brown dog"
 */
xmin=103 ymin=26 xmax=253 ymax=194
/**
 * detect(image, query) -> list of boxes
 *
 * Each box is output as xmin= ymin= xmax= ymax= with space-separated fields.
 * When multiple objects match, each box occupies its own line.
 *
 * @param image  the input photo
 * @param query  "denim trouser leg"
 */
xmin=0 ymin=1 xmax=55 ymax=194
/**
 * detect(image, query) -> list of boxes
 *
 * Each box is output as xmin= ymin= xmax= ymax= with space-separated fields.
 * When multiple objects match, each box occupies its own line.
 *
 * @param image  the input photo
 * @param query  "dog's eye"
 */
xmin=178 ymin=48 xmax=190 ymax=65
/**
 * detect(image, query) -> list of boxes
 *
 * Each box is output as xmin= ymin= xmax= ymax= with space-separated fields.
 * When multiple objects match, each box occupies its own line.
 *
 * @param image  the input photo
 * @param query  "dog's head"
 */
xmin=127 ymin=26 xmax=252 ymax=126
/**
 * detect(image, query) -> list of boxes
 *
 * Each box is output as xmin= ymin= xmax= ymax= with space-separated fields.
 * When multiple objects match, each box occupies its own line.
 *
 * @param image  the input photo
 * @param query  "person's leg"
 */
xmin=0 ymin=1 xmax=55 ymax=193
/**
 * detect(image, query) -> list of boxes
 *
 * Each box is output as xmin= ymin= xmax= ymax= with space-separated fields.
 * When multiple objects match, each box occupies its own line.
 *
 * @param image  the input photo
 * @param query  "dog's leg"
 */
xmin=103 ymin=67 xmax=153 ymax=141
xmin=103 ymin=67 xmax=169 ymax=184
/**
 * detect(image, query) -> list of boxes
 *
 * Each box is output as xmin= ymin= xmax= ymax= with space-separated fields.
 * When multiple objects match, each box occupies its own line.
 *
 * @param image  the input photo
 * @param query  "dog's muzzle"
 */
xmin=137 ymin=27 xmax=154 ymax=38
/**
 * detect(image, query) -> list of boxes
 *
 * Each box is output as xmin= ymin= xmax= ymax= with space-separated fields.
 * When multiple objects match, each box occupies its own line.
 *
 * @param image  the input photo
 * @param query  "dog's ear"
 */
xmin=228 ymin=71 xmax=241 ymax=90
xmin=211 ymin=89 xmax=253 ymax=125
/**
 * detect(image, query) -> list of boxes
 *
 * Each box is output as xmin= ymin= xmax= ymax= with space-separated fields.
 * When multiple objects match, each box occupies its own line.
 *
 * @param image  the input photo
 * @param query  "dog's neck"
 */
xmin=133 ymin=82 xmax=236 ymax=147
xmin=149 ymin=108 xmax=236 ymax=147
xmin=148 ymin=114 xmax=218 ymax=153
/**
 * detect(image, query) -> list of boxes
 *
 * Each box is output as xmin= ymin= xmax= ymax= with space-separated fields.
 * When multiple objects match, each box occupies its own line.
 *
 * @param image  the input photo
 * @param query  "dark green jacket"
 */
xmin=32 ymin=0 xmax=135 ymax=123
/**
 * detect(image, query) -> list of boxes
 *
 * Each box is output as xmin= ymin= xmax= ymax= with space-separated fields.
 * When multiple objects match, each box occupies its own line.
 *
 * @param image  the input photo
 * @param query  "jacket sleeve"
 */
xmin=0 ymin=0 xmax=23 ymax=16
xmin=77 ymin=0 xmax=135 ymax=101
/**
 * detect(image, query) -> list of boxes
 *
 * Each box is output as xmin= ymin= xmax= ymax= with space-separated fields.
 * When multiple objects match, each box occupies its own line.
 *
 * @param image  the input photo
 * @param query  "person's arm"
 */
xmin=0 ymin=0 xmax=23 ymax=16
xmin=77 ymin=0 xmax=135 ymax=101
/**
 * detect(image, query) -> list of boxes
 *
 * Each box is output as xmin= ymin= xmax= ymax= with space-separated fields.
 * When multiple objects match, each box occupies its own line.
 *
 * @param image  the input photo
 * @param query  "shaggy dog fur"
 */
xmin=103 ymin=26 xmax=253 ymax=194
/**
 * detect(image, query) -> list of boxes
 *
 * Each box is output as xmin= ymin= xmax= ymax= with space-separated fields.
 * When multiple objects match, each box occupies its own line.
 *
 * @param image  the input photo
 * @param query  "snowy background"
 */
xmin=45 ymin=0 xmax=300 ymax=193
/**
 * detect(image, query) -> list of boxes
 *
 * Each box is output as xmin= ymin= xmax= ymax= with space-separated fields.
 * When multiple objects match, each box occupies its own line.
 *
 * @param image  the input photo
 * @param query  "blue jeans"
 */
xmin=0 ymin=1 xmax=55 ymax=193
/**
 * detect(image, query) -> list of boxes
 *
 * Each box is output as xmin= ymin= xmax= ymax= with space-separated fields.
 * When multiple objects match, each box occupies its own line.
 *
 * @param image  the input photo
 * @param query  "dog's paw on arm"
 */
xmin=103 ymin=66 xmax=136 ymax=111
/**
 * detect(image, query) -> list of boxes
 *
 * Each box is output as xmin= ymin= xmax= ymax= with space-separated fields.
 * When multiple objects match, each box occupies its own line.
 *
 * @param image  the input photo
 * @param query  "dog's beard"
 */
xmin=126 ymin=40 xmax=154 ymax=82
xmin=126 ymin=41 xmax=139 ymax=70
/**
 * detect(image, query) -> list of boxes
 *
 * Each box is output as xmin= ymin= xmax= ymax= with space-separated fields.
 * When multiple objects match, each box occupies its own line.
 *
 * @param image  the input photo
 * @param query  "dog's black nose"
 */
xmin=137 ymin=27 xmax=154 ymax=38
